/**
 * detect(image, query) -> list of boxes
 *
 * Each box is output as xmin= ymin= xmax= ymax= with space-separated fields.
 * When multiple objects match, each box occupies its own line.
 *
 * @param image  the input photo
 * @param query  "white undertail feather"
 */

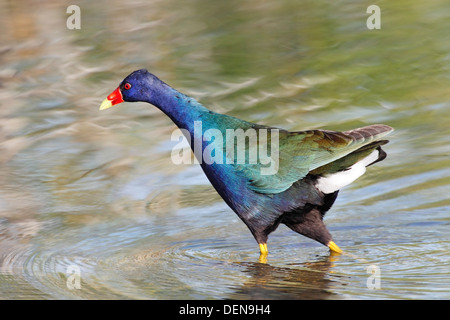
xmin=315 ymin=150 xmax=380 ymax=194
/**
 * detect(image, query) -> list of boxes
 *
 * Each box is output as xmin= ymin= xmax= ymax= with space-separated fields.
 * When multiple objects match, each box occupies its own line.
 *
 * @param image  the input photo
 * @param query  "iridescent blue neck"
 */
xmin=148 ymin=79 xmax=210 ymax=134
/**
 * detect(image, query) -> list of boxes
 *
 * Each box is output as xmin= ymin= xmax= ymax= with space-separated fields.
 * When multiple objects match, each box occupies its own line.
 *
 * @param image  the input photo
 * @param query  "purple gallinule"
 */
xmin=100 ymin=69 xmax=393 ymax=260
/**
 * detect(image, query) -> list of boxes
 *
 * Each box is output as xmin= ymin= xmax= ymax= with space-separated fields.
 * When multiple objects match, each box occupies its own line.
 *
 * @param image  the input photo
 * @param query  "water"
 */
xmin=1 ymin=0 xmax=449 ymax=300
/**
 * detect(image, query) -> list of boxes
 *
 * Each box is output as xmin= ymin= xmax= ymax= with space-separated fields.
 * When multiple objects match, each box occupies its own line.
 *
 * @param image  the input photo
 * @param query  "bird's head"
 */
xmin=99 ymin=69 xmax=155 ymax=110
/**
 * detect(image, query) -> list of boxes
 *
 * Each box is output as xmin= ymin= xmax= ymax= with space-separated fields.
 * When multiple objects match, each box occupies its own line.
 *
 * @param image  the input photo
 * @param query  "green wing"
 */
xmin=229 ymin=124 xmax=393 ymax=194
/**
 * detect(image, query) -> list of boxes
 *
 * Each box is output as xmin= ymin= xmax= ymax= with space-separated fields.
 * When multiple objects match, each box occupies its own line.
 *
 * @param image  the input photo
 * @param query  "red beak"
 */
xmin=99 ymin=87 xmax=124 ymax=110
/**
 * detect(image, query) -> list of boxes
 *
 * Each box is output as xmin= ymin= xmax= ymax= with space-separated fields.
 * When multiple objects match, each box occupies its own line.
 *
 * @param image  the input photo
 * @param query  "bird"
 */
xmin=99 ymin=69 xmax=393 ymax=261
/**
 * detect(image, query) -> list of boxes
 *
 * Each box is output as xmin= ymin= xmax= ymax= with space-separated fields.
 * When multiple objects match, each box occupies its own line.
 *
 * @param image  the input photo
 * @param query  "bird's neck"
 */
xmin=150 ymin=82 xmax=210 ymax=134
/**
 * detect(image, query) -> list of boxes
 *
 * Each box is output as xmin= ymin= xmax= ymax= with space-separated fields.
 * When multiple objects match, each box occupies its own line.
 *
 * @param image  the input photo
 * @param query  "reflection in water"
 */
xmin=231 ymin=256 xmax=340 ymax=300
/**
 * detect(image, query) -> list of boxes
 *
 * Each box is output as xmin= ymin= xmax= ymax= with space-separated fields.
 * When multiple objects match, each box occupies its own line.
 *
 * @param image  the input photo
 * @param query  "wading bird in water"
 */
xmin=100 ymin=69 xmax=393 ymax=261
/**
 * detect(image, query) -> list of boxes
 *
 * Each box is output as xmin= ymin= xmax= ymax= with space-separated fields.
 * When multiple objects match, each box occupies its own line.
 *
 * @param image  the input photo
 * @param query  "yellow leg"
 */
xmin=259 ymin=243 xmax=268 ymax=255
xmin=327 ymin=241 xmax=343 ymax=254
xmin=258 ymin=243 xmax=268 ymax=263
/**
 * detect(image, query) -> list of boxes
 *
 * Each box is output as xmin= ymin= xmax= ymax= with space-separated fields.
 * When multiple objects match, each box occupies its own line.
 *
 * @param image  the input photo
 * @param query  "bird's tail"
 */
xmin=342 ymin=124 xmax=394 ymax=144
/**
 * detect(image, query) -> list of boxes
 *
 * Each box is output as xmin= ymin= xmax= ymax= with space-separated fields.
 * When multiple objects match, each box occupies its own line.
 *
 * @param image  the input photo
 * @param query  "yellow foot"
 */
xmin=259 ymin=243 xmax=268 ymax=255
xmin=327 ymin=241 xmax=343 ymax=254
xmin=258 ymin=243 xmax=268 ymax=263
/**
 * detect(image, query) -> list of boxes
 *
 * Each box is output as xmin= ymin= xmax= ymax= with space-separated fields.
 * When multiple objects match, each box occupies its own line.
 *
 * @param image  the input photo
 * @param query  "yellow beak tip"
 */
xmin=99 ymin=98 xmax=113 ymax=111
xmin=328 ymin=241 xmax=343 ymax=254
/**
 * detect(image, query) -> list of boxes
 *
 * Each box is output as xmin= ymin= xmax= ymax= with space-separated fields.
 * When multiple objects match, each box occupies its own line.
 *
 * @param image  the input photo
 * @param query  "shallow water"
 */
xmin=0 ymin=0 xmax=449 ymax=300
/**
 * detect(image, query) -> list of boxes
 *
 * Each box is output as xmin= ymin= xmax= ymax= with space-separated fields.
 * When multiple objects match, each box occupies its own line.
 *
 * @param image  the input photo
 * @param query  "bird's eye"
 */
xmin=123 ymin=83 xmax=131 ymax=90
